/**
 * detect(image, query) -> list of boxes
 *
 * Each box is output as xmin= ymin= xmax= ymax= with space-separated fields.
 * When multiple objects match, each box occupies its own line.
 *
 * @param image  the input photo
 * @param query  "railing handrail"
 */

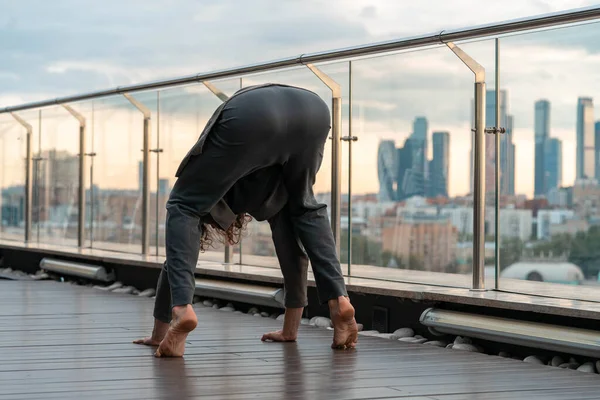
xmin=1 ymin=5 xmax=600 ymax=114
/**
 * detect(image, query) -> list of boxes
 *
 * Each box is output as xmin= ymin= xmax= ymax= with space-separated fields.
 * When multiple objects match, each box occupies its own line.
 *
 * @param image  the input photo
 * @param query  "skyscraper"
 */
xmin=544 ymin=138 xmax=562 ymax=193
xmin=397 ymin=138 xmax=412 ymax=200
xmin=377 ymin=140 xmax=397 ymax=202
xmin=471 ymin=90 xmax=514 ymax=195
xmin=534 ymin=100 xmax=550 ymax=196
xmin=487 ymin=90 xmax=505 ymax=194
xmin=394 ymin=117 xmax=429 ymax=199
xmin=411 ymin=117 xmax=428 ymax=195
xmin=396 ymin=137 xmax=423 ymax=201
xmin=506 ymin=115 xmax=516 ymax=196
xmin=576 ymin=97 xmax=595 ymax=180
xmin=412 ymin=117 xmax=428 ymax=142
xmin=430 ymin=131 xmax=450 ymax=197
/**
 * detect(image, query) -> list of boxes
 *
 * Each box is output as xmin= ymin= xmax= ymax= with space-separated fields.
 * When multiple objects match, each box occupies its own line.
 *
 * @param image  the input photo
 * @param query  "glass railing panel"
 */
xmin=347 ymin=39 xmax=496 ymax=288
xmin=156 ymin=80 xmax=242 ymax=263
xmin=498 ymin=21 xmax=600 ymax=301
xmin=0 ymin=116 xmax=27 ymax=242
xmin=34 ymin=107 xmax=80 ymax=246
xmin=17 ymin=110 xmax=41 ymax=243
xmin=88 ymin=93 xmax=156 ymax=254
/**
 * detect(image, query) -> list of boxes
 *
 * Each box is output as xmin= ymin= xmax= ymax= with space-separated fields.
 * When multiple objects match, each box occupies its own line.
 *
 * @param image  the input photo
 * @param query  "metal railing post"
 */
xmin=343 ymin=60 xmax=358 ymax=275
xmin=123 ymin=93 xmax=151 ymax=256
xmin=494 ymin=38 xmax=501 ymax=290
xmin=201 ymin=81 xmax=234 ymax=263
xmin=154 ymin=91 xmax=161 ymax=256
xmin=305 ymin=64 xmax=343 ymax=256
xmin=202 ymin=81 xmax=230 ymax=102
xmin=445 ymin=42 xmax=486 ymax=291
xmin=10 ymin=113 xmax=32 ymax=243
xmin=62 ymin=105 xmax=86 ymax=248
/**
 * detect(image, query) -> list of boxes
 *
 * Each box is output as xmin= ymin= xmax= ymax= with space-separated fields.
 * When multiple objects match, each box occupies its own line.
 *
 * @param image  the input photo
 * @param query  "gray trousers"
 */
xmin=153 ymin=86 xmax=347 ymax=323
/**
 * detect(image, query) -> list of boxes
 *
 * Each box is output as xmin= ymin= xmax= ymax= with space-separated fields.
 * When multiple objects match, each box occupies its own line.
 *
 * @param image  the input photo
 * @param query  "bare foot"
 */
xmin=133 ymin=319 xmax=170 ymax=347
xmin=155 ymin=305 xmax=198 ymax=358
xmin=261 ymin=307 xmax=302 ymax=343
xmin=261 ymin=330 xmax=297 ymax=342
xmin=329 ymin=296 xmax=358 ymax=350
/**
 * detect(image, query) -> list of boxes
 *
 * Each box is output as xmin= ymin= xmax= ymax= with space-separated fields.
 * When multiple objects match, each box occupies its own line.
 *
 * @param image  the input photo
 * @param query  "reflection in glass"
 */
xmin=15 ymin=110 xmax=41 ymax=243
xmin=498 ymin=22 xmax=600 ymax=301
xmin=0 ymin=120 xmax=26 ymax=241
xmin=89 ymin=95 xmax=155 ymax=253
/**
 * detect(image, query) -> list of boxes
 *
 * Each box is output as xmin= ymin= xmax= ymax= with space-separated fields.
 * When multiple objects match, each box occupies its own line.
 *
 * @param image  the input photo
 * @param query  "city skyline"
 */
xmin=376 ymin=93 xmax=599 ymax=201
xmin=377 ymin=118 xmax=450 ymax=202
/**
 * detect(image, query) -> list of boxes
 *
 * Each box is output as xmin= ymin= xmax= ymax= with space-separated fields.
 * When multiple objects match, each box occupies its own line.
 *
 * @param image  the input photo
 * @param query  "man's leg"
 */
xmin=283 ymin=146 xmax=358 ymax=349
xmin=152 ymin=202 xmax=203 ymax=357
xmin=133 ymin=262 xmax=171 ymax=346
xmin=149 ymin=121 xmax=262 ymax=357
xmin=154 ymin=262 xmax=173 ymax=324
xmin=261 ymin=205 xmax=308 ymax=342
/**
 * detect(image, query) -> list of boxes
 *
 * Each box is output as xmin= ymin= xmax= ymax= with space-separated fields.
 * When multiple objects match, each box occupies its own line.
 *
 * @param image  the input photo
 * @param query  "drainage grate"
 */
xmin=372 ymin=305 xmax=389 ymax=333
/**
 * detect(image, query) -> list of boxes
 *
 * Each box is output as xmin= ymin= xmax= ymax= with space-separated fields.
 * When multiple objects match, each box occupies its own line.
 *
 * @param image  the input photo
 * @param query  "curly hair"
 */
xmin=199 ymin=213 xmax=252 ymax=253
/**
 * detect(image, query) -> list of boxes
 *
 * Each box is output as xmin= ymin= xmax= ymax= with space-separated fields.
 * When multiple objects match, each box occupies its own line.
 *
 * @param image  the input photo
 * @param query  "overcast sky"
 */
xmin=1 ymin=0 xmax=599 ymax=197
xmin=0 ymin=0 xmax=596 ymax=103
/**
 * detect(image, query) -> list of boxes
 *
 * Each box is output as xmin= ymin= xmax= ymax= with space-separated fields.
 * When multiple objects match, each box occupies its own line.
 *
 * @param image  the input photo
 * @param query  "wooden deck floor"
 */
xmin=1 ymin=280 xmax=599 ymax=400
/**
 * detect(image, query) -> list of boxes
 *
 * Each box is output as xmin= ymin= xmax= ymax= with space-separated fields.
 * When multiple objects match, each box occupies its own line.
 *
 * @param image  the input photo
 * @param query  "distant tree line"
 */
xmin=491 ymin=228 xmax=600 ymax=279
xmin=340 ymin=228 xmax=600 ymax=279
